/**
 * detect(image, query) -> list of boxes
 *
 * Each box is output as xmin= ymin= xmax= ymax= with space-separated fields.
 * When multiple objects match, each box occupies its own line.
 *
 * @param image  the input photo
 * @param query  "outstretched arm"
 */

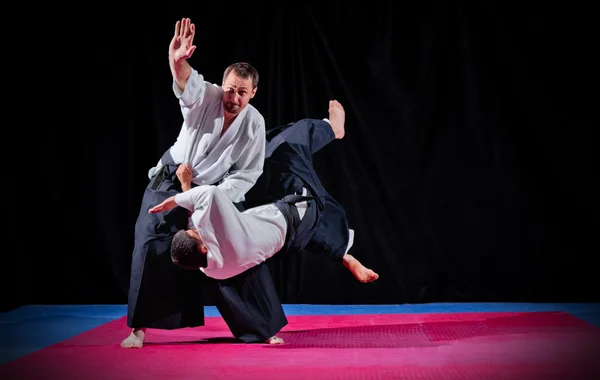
xmin=148 ymin=185 xmax=219 ymax=214
xmin=147 ymin=164 xmax=194 ymax=215
xmin=149 ymin=196 xmax=177 ymax=214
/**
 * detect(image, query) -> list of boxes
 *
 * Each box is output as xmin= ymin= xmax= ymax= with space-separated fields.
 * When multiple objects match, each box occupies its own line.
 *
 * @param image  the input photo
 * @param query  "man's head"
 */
xmin=170 ymin=229 xmax=208 ymax=271
xmin=221 ymin=62 xmax=259 ymax=116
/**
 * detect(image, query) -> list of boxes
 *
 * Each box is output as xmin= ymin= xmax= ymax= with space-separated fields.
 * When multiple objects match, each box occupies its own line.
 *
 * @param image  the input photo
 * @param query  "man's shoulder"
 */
xmin=244 ymin=104 xmax=264 ymax=117
xmin=243 ymin=104 xmax=266 ymax=128
xmin=206 ymin=81 xmax=224 ymax=97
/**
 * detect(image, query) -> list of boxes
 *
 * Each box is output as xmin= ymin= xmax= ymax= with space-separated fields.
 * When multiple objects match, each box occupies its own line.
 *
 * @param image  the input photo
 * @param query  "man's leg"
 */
xmin=212 ymin=263 xmax=288 ymax=344
xmin=273 ymin=101 xmax=379 ymax=283
xmin=290 ymin=99 xmax=345 ymax=154
xmin=122 ymin=163 xmax=205 ymax=348
xmin=276 ymin=100 xmax=344 ymax=157
xmin=243 ymin=101 xmax=345 ymax=209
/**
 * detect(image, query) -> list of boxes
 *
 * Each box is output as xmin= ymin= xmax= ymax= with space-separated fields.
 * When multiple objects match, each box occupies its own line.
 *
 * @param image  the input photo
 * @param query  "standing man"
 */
xmin=122 ymin=18 xmax=267 ymax=348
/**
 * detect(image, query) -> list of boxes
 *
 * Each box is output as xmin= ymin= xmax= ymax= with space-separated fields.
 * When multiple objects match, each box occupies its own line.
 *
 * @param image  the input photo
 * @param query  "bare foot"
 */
xmin=343 ymin=254 xmax=379 ymax=283
xmin=328 ymin=100 xmax=345 ymax=139
xmin=120 ymin=328 xmax=146 ymax=348
xmin=265 ymin=336 xmax=284 ymax=344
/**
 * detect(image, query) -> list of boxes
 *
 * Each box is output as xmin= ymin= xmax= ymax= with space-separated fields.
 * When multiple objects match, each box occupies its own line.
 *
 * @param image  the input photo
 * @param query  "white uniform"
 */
xmin=150 ymin=68 xmax=266 ymax=203
xmin=174 ymin=185 xmax=355 ymax=280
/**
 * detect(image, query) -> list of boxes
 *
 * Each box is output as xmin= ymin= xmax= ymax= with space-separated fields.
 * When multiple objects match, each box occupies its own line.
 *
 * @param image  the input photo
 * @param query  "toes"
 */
xmin=266 ymin=336 xmax=284 ymax=344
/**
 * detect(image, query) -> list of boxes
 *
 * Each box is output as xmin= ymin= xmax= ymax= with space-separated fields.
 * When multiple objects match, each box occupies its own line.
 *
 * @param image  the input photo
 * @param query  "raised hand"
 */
xmin=169 ymin=18 xmax=197 ymax=63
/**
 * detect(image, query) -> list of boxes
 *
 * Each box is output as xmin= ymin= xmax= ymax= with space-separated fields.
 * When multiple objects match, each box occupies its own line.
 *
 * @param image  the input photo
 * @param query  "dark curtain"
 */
xmin=5 ymin=1 xmax=597 ymax=311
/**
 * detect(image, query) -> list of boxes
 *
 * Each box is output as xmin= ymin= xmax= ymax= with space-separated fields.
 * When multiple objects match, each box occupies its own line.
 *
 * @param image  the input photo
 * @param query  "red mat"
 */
xmin=1 ymin=312 xmax=599 ymax=379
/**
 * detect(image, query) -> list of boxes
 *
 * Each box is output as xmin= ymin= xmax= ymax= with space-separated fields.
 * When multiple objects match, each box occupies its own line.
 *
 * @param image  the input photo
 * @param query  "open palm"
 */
xmin=148 ymin=196 xmax=177 ymax=214
xmin=169 ymin=18 xmax=197 ymax=62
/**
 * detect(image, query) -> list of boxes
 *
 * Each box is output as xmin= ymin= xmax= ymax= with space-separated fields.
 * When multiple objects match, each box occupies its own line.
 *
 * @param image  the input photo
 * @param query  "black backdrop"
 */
xmin=5 ymin=1 xmax=597 ymax=311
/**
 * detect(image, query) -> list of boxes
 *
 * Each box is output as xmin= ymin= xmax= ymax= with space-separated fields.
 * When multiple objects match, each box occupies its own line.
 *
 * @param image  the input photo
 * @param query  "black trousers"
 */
xmin=127 ymin=163 xmax=205 ymax=329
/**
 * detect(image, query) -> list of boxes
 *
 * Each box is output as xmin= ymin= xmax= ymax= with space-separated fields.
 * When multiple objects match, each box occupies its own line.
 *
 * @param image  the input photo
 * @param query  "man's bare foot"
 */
xmin=120 ymin=328 xmax=147 ymax=348
xmin=343 ymin=254 xmax=379 ymax=283
xmin=265 ymin=335 xmax=284 ymax=344
xmin=328 ymin=100 xmax=345 ymax=139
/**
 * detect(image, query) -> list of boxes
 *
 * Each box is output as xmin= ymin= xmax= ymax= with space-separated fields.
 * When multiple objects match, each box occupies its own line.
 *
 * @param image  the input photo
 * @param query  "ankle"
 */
xmin=343 ymin=254 xmax=356 ymax=267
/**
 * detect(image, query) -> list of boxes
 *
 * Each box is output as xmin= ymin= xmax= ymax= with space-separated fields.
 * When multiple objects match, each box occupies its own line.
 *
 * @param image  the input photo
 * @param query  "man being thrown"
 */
xmin=149 ymin=100 xmax=379 ymax=340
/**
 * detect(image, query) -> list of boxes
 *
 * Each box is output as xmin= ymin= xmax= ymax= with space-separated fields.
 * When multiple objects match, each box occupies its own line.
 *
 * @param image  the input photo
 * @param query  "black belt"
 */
xmin=278 ymin=192 xmax=317 ymax=229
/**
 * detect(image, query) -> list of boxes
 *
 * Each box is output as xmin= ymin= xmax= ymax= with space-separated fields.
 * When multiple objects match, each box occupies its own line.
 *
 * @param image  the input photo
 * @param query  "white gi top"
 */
xmin=174 ymin=185 xmax=355 ymax=280
xmin=150 ymin=68 xmax=266 ymax=203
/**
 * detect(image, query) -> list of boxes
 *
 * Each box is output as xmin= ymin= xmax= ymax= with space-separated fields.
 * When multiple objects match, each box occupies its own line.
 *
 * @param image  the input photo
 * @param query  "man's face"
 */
xmin=222 ymin=72 xmax=256 ymax=115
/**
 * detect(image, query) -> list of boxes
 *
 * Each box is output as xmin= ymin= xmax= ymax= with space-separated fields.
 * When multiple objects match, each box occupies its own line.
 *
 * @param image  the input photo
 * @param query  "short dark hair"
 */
xmin=171 ymin=230 xmax=207 ymax=270
xmin=222 ymin=62 xmax=259 ymax=89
